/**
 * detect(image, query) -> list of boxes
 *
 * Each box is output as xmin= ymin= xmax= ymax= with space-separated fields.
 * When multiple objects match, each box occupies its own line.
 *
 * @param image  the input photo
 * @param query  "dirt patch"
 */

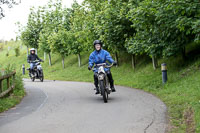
xmin=184 ymin=107 xmax=195 ymax=133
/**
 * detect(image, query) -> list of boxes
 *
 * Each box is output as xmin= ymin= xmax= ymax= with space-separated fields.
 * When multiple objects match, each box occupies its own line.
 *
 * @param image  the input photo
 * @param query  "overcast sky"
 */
xmin=0 ymin=0 xmax=83 ymax=41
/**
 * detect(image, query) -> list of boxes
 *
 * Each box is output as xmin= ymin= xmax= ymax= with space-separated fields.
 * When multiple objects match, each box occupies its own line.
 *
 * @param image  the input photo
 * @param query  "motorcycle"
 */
xmin=92 ymin=63 xmax=113 ymax=103
xmin=27 ymin=60 xmax=44 ymax=82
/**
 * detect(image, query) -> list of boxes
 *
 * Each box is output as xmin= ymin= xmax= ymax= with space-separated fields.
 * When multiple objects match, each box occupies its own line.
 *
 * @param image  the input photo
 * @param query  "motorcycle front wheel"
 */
xmin=100 ymin=80 xmax=108 ymax=103
xmin=40 ymin=70 xmax=44 ymax=82
xmin=31 ymin=77 xmax=35 ymax=82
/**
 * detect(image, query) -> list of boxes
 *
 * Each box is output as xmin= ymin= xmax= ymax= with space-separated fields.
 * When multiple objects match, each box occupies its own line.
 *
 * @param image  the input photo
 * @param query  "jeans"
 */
xmin=30 ymin=63 xmax=36 ymax=73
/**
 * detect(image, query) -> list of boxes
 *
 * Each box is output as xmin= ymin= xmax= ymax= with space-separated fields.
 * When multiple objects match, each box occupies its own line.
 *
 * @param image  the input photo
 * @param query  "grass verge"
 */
xmin=0 ymin=42 xmax=200 ymax=132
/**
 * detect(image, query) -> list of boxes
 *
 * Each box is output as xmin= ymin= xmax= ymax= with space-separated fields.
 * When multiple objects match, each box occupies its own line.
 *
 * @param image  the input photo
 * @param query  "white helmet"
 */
xmin=30 ymin=48 xmax=35 ymax=54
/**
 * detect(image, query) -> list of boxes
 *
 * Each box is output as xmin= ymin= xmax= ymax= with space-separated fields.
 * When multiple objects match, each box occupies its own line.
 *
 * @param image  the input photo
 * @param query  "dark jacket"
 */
xmin=27 ymin=54 xmax=41 ymax=63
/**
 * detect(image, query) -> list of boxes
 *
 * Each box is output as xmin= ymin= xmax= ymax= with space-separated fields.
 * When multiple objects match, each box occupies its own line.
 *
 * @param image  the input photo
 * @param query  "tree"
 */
xmin=48 ymin=29 xmax=71 ymax=69
xmin=20 ymin=27 xmax=31 ymax=57
xmin=39 ymin=29 xmax=52 ymax=66
xmin=91 ymin=0 xmax=134 ymax=66
xmin=127 ymin=0 xmax=200 ymax=69
xmin=20 ymin=6 xmax=43 ymax=54
xmin=38 ymin=0 xmax=64 ymax=66
xmin=69 ymin=2 xmax=87 ymax=67
xmin=0 ymin=0 xmax=21 ymax=19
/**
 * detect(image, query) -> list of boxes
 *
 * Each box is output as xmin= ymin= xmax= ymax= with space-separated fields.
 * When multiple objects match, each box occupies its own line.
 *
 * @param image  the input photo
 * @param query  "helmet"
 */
xmin=30 ymin=48 xmax=35 ymax=54
xmin=93 ymin=40 xmax=102 ymax=47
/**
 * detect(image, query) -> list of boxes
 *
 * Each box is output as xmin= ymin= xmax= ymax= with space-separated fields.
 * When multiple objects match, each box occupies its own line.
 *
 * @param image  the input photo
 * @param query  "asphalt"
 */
xmin=0 ymin=79 xmax=168 ymax=133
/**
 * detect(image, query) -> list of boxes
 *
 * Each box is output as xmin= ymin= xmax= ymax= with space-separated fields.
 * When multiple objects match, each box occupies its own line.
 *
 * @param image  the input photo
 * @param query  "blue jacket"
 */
xmin=89 ymin=49 xmax=114 ymax=73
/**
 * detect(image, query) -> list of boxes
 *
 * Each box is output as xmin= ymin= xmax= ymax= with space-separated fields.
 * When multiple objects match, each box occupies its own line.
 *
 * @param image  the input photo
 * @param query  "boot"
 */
xmin=110 ymin=85 xmax=116 ymax=92
xmin=94 ymin=73 xmax=100 ymax=94
xmin=107 ymin=72 xmax=116 ymax=92
xmin=95 ymin=87 xmax=100 ymax=94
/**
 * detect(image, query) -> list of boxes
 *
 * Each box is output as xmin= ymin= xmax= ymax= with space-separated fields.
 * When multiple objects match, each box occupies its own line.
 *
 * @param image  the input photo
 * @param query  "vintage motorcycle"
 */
xmin=27 ymin=60 xmax=44 ymax=82
xmin=92 ymin=63 xmax=113 ymax=103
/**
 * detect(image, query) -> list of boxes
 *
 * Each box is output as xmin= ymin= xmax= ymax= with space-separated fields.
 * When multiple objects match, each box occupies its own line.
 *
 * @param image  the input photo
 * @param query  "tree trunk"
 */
xmin=62 ymin=56 xmax=65 ymax=69
xmin=48 ymin=53 xmax=52 ymax=66
xmin=44 ymin=52 xmax=46 ymax=61
xmin=182 ymin=46 xmax=186 ymax=60
xmin=114 ymin=52 xmax=119 ymax=67
xmin=27 ymin=47 xmax=29 ymax=57
xmin=152 ymin=56 xmax=158 ymax=70
xmin=132 ymin=54 xmax=136 ymax=70
xmin=35 ymin=48 xmax=38 ymax=55
xmin=78 ymin=53 xmax=81 ymax=67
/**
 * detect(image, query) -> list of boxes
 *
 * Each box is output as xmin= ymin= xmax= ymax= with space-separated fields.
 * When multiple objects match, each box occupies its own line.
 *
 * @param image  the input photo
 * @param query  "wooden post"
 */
xmin=0 ymin=80 xmax=2 ymax=93
xmin=13 ymin=74 xmax=15 ymax=85
xmin=7 ymin=78 xmax=10 ymax=89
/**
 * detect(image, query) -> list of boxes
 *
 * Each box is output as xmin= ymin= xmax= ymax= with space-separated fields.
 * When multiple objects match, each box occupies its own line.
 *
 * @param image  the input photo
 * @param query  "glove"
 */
xmin=113 ymin=61 xmax=117 ymax=66
xmin=88 ymin=66 xmax=92 ymax=71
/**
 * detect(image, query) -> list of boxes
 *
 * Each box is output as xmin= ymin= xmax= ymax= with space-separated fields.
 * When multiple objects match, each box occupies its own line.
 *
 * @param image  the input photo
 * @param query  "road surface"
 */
xmin=0 ymin=79 xmax=167 ymax=133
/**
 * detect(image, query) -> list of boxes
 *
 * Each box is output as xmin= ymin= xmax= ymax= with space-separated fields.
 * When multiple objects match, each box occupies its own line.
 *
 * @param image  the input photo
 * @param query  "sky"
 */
xmin=0 ymin=0 xmax=83 ymax=41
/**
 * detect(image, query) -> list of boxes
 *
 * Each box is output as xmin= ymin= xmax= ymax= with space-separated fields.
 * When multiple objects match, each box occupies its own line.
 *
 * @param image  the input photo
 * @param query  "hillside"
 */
xmin=0 ymin=42 xmax=200 ymax=132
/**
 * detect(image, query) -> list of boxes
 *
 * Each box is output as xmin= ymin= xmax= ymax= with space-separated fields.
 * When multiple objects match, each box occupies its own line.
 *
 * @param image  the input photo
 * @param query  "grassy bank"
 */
xmin=0 ymin=41 xmax=26 ymax=113
xmin=0 ymin=74 xmax=25 ymax=113
xmin=0 ymin=42 xmax=200 ymax=132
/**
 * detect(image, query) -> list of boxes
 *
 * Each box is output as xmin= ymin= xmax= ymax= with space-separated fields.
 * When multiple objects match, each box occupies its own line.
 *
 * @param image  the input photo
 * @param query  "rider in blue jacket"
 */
xmin=88 ymin=40 xmax=117 ymax=94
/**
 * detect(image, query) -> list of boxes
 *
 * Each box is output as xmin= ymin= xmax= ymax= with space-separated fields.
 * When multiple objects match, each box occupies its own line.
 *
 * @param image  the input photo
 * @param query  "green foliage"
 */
xmin=39 ymin=29 xmax=51 ymax=54
xmin=20 ymin=7 xmax=43 ymax=49
xmin=0 ymin=43 xmax=3 ymax=51
xmin=48 ymin=29 xmax=71 ymax=57
xmin=14 ymin=47 xmax=20 ymax=57
xmin=126 ymin=0 xmax=200 ymax=58
xmin=6 ymin=51 xmax=9 ymax=57
xmin=0 ymin=63 xmax=25 ymax=113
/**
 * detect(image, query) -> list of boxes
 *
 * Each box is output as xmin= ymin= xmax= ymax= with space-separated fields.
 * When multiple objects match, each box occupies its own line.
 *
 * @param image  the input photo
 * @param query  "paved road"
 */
xmin=0 ymin=79 xmax=167 ymax=133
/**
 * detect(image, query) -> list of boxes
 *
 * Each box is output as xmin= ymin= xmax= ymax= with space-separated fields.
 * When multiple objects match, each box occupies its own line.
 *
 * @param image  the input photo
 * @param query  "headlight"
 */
xmin=98 ymin=74 xmax=104 ymax=80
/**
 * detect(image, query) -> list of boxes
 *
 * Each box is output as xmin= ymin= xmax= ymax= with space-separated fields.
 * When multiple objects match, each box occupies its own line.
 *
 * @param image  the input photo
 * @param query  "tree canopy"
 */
xmin=19 ymin=0 xmax=200 ymax=69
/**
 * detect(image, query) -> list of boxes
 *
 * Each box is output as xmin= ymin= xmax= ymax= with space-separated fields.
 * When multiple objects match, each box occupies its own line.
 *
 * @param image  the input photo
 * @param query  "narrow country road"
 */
xmin=0 ymin=79 xmax=167 ymax=133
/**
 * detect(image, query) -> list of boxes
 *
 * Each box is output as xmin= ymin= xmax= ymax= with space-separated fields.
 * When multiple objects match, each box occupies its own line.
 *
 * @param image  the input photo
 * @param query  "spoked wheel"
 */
xmin=100 ymin=80 xmax=108 ymax=103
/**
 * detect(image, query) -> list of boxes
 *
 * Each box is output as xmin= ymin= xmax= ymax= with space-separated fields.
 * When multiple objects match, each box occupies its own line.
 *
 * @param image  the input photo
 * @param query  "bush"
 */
xmin=0 ymin=64 xmax=25 ymax=113
xmin=6 ymin=51 xmax=9 ymax=57
xmin=0 ymin=43 xmax=3 ymax=51
xmin=14 ymin=47 xmax=20 ymax=57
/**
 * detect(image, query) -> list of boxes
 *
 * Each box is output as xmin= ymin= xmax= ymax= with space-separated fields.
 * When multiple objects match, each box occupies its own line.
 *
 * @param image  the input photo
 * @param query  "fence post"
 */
xmin=0 ymin=80 xmax=2 ymax=93
xmin=13 ymin=73 xmax=15 ymax=86
xmin=7 ymin=77 xmax=10 ymax=89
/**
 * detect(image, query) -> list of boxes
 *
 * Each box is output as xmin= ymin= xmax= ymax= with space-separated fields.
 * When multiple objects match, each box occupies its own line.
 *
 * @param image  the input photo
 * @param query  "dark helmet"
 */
xmin=93 ymin=40 xmax=103 ymax=47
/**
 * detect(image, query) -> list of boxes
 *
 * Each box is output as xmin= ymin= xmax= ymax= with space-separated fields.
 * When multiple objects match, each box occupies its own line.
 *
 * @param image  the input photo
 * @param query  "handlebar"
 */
xmin=91 ymin=63 xmax=113 ymax=71
xmin=95 ymin=63 xmax=113 ymax=68
xmin=29 ymin=60 xmax=44 ymax=63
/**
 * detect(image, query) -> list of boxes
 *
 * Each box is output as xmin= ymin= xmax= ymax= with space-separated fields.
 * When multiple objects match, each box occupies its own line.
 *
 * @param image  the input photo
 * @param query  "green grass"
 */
xmin=0 ymin=75 xmax=25 ymax=112
xmin=0 ymin=41 xmax=200 ymax=132
xmin=0 ymin=42 xmax=26 ymax=113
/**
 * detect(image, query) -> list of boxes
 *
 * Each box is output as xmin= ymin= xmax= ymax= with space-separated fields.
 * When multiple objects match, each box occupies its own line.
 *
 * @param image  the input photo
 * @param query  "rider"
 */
xmin=27 ymin=48 xmax=43 ymax=75
xmin=88 ymin=40 xmax=117 ymax=94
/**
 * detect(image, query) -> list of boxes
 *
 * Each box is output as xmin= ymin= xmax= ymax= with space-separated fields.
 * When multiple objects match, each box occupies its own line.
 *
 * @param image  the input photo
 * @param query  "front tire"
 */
xmin=40 ymin=70 xmax=44 ymax=82
xmin=100 ymin=80 xmax=108 ymax=103
xmin=31 ymin=77 xmax=35 ymax=82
